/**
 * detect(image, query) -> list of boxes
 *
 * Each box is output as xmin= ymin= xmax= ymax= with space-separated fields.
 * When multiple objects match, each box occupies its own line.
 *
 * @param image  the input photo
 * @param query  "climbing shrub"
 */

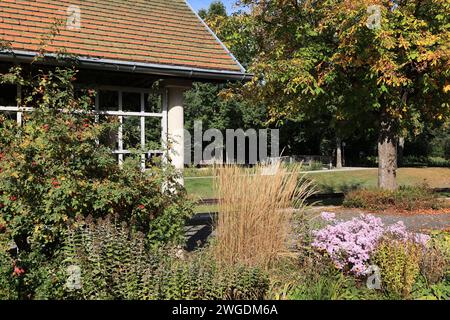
xmin=0 ymin=249 xmax=17 ymax=300
xmin=0 ymin=66 xmax=192 ymax=256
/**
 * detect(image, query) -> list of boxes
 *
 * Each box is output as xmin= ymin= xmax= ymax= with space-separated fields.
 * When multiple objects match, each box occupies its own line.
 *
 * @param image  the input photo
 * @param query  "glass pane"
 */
xmin=0 ymin=84 xmax=17 ymax=106
xmin=122 ymin=92 xmax=141 ymax=113
xmin=145 ymin=117 xmax=162 ymax=150
xmin=145 ymin=92 xmax=162 ymax=113
xmin=98 ymin=90 xmax=118 ymax=111
xmin=123 ymin=116 xmax=141 ymax=150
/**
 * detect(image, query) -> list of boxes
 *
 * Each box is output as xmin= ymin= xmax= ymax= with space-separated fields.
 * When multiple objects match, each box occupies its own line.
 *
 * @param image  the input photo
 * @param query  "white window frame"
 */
xmin=0 ymin=84 xmax=168 ymax=170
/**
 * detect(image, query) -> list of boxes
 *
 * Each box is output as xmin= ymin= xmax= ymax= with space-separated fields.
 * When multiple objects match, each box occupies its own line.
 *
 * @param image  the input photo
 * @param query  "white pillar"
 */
xmin=167 ymin=86 xmax=185 ymax=171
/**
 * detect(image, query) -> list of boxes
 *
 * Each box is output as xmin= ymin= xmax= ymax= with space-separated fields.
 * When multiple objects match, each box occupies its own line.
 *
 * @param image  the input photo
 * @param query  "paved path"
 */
xmin=305 ymin=206 xmax=450 ymax=232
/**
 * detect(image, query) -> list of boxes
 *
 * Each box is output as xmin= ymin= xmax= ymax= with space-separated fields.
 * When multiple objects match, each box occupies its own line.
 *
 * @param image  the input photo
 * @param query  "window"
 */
xmin=0 ymin=84 xmax=167 ymax=169
xmin=95 ymin=87 xmax=166 ymax=168
xmin=0 ymin=84 xmax=20 ymax=123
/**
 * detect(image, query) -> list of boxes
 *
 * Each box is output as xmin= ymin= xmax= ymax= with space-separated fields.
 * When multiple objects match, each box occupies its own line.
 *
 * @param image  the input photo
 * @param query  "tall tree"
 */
xmin=199 ymin=0 xmax=228 ymax=20
xmin=241 ymin=0 xmax=450 ymax=189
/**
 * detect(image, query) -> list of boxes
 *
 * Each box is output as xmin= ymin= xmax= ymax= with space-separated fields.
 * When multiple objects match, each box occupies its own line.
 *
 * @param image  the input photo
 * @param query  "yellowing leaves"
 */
xmin=20 ymin=139 xmax=31 ymax=149
xmin=10 ymin=171 xmax=19 ymax=178
xmin=416 ymin=35 xmax=438 ymax=47
xmin=398 ymin=36 xmax=410 ymax=50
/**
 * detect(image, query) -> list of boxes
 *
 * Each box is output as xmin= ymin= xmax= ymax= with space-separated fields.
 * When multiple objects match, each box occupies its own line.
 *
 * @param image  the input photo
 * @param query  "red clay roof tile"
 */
xmin=0 ymin=0 xmax=244 ymax=73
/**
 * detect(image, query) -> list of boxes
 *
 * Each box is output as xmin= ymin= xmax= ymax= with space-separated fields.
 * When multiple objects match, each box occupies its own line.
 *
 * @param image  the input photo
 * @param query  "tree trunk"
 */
xmin=378 ymin=118 xmax=398 ymax=190
xmin=336 ymin=137 xmax=343 ymax=169
xmin=397 ymin=136 xmax=405 ymax=167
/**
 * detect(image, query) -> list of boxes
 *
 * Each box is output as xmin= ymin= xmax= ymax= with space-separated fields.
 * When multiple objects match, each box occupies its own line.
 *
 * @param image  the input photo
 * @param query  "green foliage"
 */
xmin=184 ymin=82 xmax=266 ymax=133
xmin=54 ymin=216 xmax=158 ymax=300
xmin=373 ymin=239 xmax=423 ymax=299
xmin=150 ymin=253 xmax=269 ymax=300
xmin=343 ymin=185 xmax=443 ymax=211
xmin=0 ymin=66 xmax=192 ymax=254
xmin=429 ymin=231 xmax=450 ymax=259
xmin=287 ymin=272 xmax=382 ymax=300
xmin=411 ymin=275 xmax=450 ymax=300
xmin=0 ymin=249 xmax=17 ymax=299
xmin=198 ymin=1 xmax=227 ymax=20
xmin=33 ymin=217 xmax=269 ymax=300
xmin=304 ymin=161 xmax=325 ymax=171
xmin=399 ymin=231 xmax=449 ymax=300
xmin=402 ymin=156 xmax=450 ymax=168
xmin=239 ymin=0 xmax=450 ymax=187
xmin=270 ymin=254 xmax=383 ymax=300
xmin=419 ymin=231 xmax=449 ymax=286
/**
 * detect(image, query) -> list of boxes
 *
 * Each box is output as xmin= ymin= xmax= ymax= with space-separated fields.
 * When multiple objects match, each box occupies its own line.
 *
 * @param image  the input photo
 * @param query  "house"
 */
xmin=0 ymin=0 xmax=249 ymax=173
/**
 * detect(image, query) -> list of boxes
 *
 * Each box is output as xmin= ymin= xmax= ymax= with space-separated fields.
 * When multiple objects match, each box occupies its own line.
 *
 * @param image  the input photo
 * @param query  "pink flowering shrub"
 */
xmin=312 ymin=214 xmax=430 ymax=276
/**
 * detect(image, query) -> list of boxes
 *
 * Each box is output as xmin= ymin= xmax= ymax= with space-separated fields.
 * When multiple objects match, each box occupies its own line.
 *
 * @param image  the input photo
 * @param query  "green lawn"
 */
xmin=185 ymin=167 xmax=450 ymax=201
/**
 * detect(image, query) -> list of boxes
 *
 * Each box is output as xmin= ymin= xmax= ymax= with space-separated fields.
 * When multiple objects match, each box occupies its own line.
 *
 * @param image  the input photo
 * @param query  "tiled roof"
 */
xmin=0 ymin=0 xmax=245 ymax=74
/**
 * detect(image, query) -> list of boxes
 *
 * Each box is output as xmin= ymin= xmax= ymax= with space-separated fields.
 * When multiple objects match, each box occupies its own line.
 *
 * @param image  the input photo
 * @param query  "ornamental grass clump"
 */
xmin=312 ymin=214 xmax=430 ymax=276
xmin=213 ymin=164 xmax=315 ymax=268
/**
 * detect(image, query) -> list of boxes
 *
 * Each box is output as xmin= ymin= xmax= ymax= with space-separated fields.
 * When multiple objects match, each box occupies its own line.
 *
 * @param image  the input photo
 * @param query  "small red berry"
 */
xmin=10 ymin=196 xmax=17 ymax=201
xmin=138 ymin=204 xmax=145 ymax=210
xmin=13 ymin=266 xmax=25 ymax=277
xmin=51 ymin=179 xmax=60 ymax=188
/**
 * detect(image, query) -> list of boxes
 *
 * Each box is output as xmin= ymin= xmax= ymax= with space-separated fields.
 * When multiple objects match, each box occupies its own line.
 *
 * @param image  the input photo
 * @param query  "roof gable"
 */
xmin=0 ymin=0 xmax=245 ymax=75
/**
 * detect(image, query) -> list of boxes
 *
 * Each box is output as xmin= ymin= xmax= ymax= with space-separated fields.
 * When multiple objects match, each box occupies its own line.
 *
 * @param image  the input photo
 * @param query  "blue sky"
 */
xmin=187 ymin=0 xmax=238 ymax=14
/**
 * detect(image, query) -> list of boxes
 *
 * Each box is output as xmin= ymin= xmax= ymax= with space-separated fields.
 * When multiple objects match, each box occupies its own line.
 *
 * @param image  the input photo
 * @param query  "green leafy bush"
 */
xmin=31 ymin=216 xmax=269 ymax=300
xmin=268 ymin=250 xmax=383 ymax=301
xmin=0 ymin=66 xmax=192 ymax=255
xmin=150 ymin=254 xmax=269 ymax=300
xmin=402 ymin=156 xmax=450 ymax=168
xmin=373 ymin=239 xmax=423 ymax=299
xmin=0 ymin=249 xmax=17 ymax=300
xmin=343 ymin=185 xmax=443 ymax=211
xmin=411 ymin=274 xmax=450 ymax=300
xmin=303 ymin=161 xmax=324 ymax=171
xmin=416 ymin=231 xmax=450 ymax=297
xmin=412 ymin=234 xmax=449 ymax=300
